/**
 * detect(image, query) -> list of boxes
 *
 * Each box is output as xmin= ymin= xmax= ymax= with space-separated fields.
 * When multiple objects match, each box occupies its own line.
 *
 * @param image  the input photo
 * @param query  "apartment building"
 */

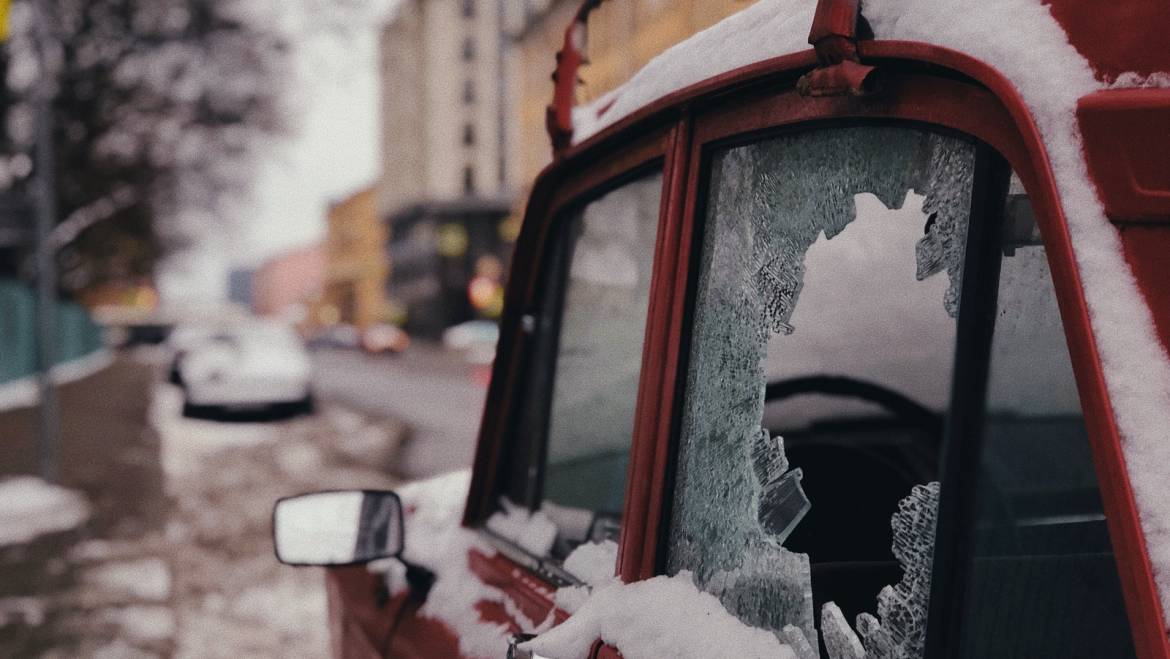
xmin=379 ymin=0 xmax=517 ymax=335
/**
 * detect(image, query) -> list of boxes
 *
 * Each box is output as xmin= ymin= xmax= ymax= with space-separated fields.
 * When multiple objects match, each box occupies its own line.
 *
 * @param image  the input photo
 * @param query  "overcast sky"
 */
xmin=159 ymin=1 xmax=395 ymax=302
xmin=235 ymin=25 xmax=384 ymax=266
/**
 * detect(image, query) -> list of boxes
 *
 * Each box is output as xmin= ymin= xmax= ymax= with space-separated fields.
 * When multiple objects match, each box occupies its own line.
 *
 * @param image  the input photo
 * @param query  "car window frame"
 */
xmin=462 ymin=121 xmax=678 ymax=559
xmin=619 ymin=63 xmax=1155 ymax=655
xmin=523 ymin=164 xmax=667 ymax=518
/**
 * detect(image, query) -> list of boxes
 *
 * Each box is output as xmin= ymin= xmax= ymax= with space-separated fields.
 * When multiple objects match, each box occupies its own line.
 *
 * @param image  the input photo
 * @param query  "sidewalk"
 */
xmin=0 ymin=350 xmax=409 ymax=657
xmin=0 ymin=353 xmax=164 ymax=532
xmin=0 ymin=353 xmax=167 ymax=657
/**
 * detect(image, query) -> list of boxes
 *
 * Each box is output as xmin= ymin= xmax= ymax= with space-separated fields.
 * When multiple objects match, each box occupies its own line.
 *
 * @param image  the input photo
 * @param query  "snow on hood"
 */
xmin=572 ymin=0 xmax=814 ymax=144
xmin=373 ymin=470 xmax=545 ymax=659
xmin=575 ymin=0 xmax=1170 ymax=625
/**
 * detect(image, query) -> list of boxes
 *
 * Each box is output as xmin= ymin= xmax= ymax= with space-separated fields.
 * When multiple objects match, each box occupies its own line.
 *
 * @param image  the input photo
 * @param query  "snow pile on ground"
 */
xmin=149 ymin=384 xmax=278 ymax=480
xmin=524 ymin=570 xmax=797 ymax=659
xmin=0 ymin=349 xmax=114 ymax=412
xmin=374 ymin=469 xmax=521 ymax=659
xmin=574 ymin=0 xmax=1170 ymax=624
xmin=81 ymin=558 xmax=172 ymax=602
xmin=0 ymin=476 xmax=91 ymax=546
xmin=485 ymin=498 xmax=557 ymax=557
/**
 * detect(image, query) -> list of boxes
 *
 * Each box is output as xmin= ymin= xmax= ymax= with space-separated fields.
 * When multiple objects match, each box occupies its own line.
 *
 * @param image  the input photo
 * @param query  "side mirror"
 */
xmin=273 ymin=490 xmax=404 ymax=566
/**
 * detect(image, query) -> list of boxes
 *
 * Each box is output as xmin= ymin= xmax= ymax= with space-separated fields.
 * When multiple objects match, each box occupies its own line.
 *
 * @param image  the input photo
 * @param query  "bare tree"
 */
xmin=3 ymin=0 xmax=291 ymax=293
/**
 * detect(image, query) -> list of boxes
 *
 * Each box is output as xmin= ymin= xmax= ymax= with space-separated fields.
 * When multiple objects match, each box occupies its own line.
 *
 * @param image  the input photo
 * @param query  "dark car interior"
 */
xmin=765 ymin=375 xmax=1135 ymax=657
xmin=764 ymin=376 xmax=942 ymax=624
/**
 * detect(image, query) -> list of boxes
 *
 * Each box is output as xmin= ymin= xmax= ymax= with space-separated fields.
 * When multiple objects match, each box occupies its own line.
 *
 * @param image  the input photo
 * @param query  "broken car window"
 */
xmin=666 ymin=126 xmax=976 ymax=650
xmin=666 ymin=122 xmax=1137 ymax=658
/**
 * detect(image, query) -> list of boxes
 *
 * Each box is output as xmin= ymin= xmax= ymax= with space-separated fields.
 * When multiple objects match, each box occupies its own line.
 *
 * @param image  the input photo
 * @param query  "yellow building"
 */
xmin=314 ymin=186 xmax=389 ymax=330
xmin=513 ymin=0 xmax=757 ymax=189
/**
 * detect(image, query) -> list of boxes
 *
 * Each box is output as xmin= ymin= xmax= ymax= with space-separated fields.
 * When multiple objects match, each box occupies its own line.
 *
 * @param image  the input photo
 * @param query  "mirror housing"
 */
xmin=273 ymin=490 xmax=404 ymax=566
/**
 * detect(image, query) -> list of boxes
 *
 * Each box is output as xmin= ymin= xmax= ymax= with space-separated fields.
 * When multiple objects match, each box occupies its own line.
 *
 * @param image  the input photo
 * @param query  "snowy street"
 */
xmin=310 ymin=346 xmax=487 ymax=479
xmin=0 ymin=352 xmax=406 ymax=657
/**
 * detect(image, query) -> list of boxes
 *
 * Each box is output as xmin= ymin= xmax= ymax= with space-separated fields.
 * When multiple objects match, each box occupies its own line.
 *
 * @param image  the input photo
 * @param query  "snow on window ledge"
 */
xmin=524 ymin=570 xmax=798 ymax=659
xmin=555 ymin=540 xmax=620 ymax=614
xmin=485 ymin=498 xmax=558 ymax=558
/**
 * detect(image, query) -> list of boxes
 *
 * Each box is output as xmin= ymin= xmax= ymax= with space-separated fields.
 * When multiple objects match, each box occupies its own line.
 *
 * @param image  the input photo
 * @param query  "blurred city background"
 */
xmin=0 ymin=0 xmax=754 ymax=656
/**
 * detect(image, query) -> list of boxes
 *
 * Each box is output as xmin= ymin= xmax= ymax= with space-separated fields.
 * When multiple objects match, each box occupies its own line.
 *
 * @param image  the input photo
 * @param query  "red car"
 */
xmin=273 ymin=0 xmax=1170 ymax=657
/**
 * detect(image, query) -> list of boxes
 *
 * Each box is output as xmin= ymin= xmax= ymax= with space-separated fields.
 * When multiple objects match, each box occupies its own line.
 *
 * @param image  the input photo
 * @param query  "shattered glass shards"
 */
xmin=783 ymin=624 xmax=820 ymax=659
xmin=705 ymin=550 xmax=817 ymax=647
xmin=667 ymin=126 xmax=971 ymax=650
xmin=733 ymin=128 xmax=977 ymax=335
xmin=758 ymin=468 xmax=810 ymax=542
xmin=751 ymin=427 xmax=811 ymax=541
xmin=915 ymin=139 xmax=976 ymax=317
xmin=753 ymin=254 xmax=802 ymax=335
xmin=856 ymin=481 xmax=941 ymax=659
xmin=751 ymin=427 xmax=789 ymax=484
xmin=822 ymin=602 xmax=866 ymax=659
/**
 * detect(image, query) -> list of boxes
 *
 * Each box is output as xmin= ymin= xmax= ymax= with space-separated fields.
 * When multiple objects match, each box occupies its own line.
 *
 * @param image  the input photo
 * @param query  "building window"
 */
xmin=462 ymin=37 xmax=476 ymax=61
xmin=463 ymin=80 xmax=476 ymax=105
xmin=463 ymin=166 xmax=476 ymax=195
xmin=463 ymin=123 xmax=476 ymax=146
xmin=462 ymin=0 xmax=474 ymax=18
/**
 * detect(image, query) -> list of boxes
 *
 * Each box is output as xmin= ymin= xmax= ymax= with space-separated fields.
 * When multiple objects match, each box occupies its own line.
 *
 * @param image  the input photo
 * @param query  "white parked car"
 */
xmin=166 ymin=324 xmax=215 ymax=386
xmin=441 ymin=320 xmax=499 ymax=365
xmin=179 ymin=323 xmax=313 ymax=417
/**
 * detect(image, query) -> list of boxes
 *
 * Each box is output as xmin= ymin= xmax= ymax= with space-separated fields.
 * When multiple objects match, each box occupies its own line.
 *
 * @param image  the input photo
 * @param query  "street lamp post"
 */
xmin=32 ymin=0 xmax=58 ymax=483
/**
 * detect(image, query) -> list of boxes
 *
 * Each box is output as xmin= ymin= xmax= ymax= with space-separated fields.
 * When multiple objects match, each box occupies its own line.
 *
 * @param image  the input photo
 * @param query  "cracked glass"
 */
xmin=665 ymin=123 xmax=1136 ymax=658
xmin=665 ymin=126 xmax=975 ymax=651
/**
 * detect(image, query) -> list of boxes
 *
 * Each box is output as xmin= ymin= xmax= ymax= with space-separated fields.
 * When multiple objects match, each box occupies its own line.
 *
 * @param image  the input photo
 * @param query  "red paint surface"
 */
xmin=1045 ymin=0 xmax=1170 ymax=81
xmin=618 ymin=119 xmax=694 ymax=581
xmin=808 ymin=0 xmax=860 ymax=46
xmin=592 ymin=641 xmax=624 ymax=659
xmin=1079 ymin=89 xmax=1170 ymax=222
xmin=1120 ymin=225 xmax=1170 ymax=365
xmin=324 ymin=550 xmax=563 ymax=658
xmin=468 ymin=549 xmax=562 ymax=627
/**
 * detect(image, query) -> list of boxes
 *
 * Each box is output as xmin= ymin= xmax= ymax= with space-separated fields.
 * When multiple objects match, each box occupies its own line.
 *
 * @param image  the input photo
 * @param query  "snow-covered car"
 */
xmin=307 ymin=323 xmax=362 ymax=351
xmin=272 ymin=1 xmax=1170 ymax=657
xmin=362 ymin=323 xmax=412 ymax=355
xmin=180 ymin=323 xmax=313 ymax=416
xmin=442 ymin=320 xmax=499 ymax=364
xmin=165 ymin=324 xmax=215 ymax=386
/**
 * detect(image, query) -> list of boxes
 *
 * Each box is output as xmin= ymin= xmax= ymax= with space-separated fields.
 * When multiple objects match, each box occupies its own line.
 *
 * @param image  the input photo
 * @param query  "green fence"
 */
xmin=0 ymin=279 xmax=105 ymax=385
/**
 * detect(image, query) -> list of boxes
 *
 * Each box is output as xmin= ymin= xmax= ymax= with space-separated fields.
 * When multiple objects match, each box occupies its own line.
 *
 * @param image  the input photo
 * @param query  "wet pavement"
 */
xmin=310 ymin=345 xmax=486 ymax=479
xmin=0 ymin=351 xmax=407 ymax=657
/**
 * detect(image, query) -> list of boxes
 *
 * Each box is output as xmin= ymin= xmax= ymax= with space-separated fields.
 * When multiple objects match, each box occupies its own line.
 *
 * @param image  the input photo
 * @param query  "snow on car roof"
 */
xmin=573 ymin=0 xmax=1170 ymax=625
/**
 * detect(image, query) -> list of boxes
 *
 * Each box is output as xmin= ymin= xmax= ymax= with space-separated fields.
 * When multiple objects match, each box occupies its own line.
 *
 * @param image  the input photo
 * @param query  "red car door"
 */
xmin=327 ymin=125 xmax=676 ymax=658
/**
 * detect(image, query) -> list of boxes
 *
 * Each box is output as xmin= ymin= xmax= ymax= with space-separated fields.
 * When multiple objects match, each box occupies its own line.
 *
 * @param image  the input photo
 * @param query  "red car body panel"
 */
xmin=327 ymin=1 xmax=1170 ymax=657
